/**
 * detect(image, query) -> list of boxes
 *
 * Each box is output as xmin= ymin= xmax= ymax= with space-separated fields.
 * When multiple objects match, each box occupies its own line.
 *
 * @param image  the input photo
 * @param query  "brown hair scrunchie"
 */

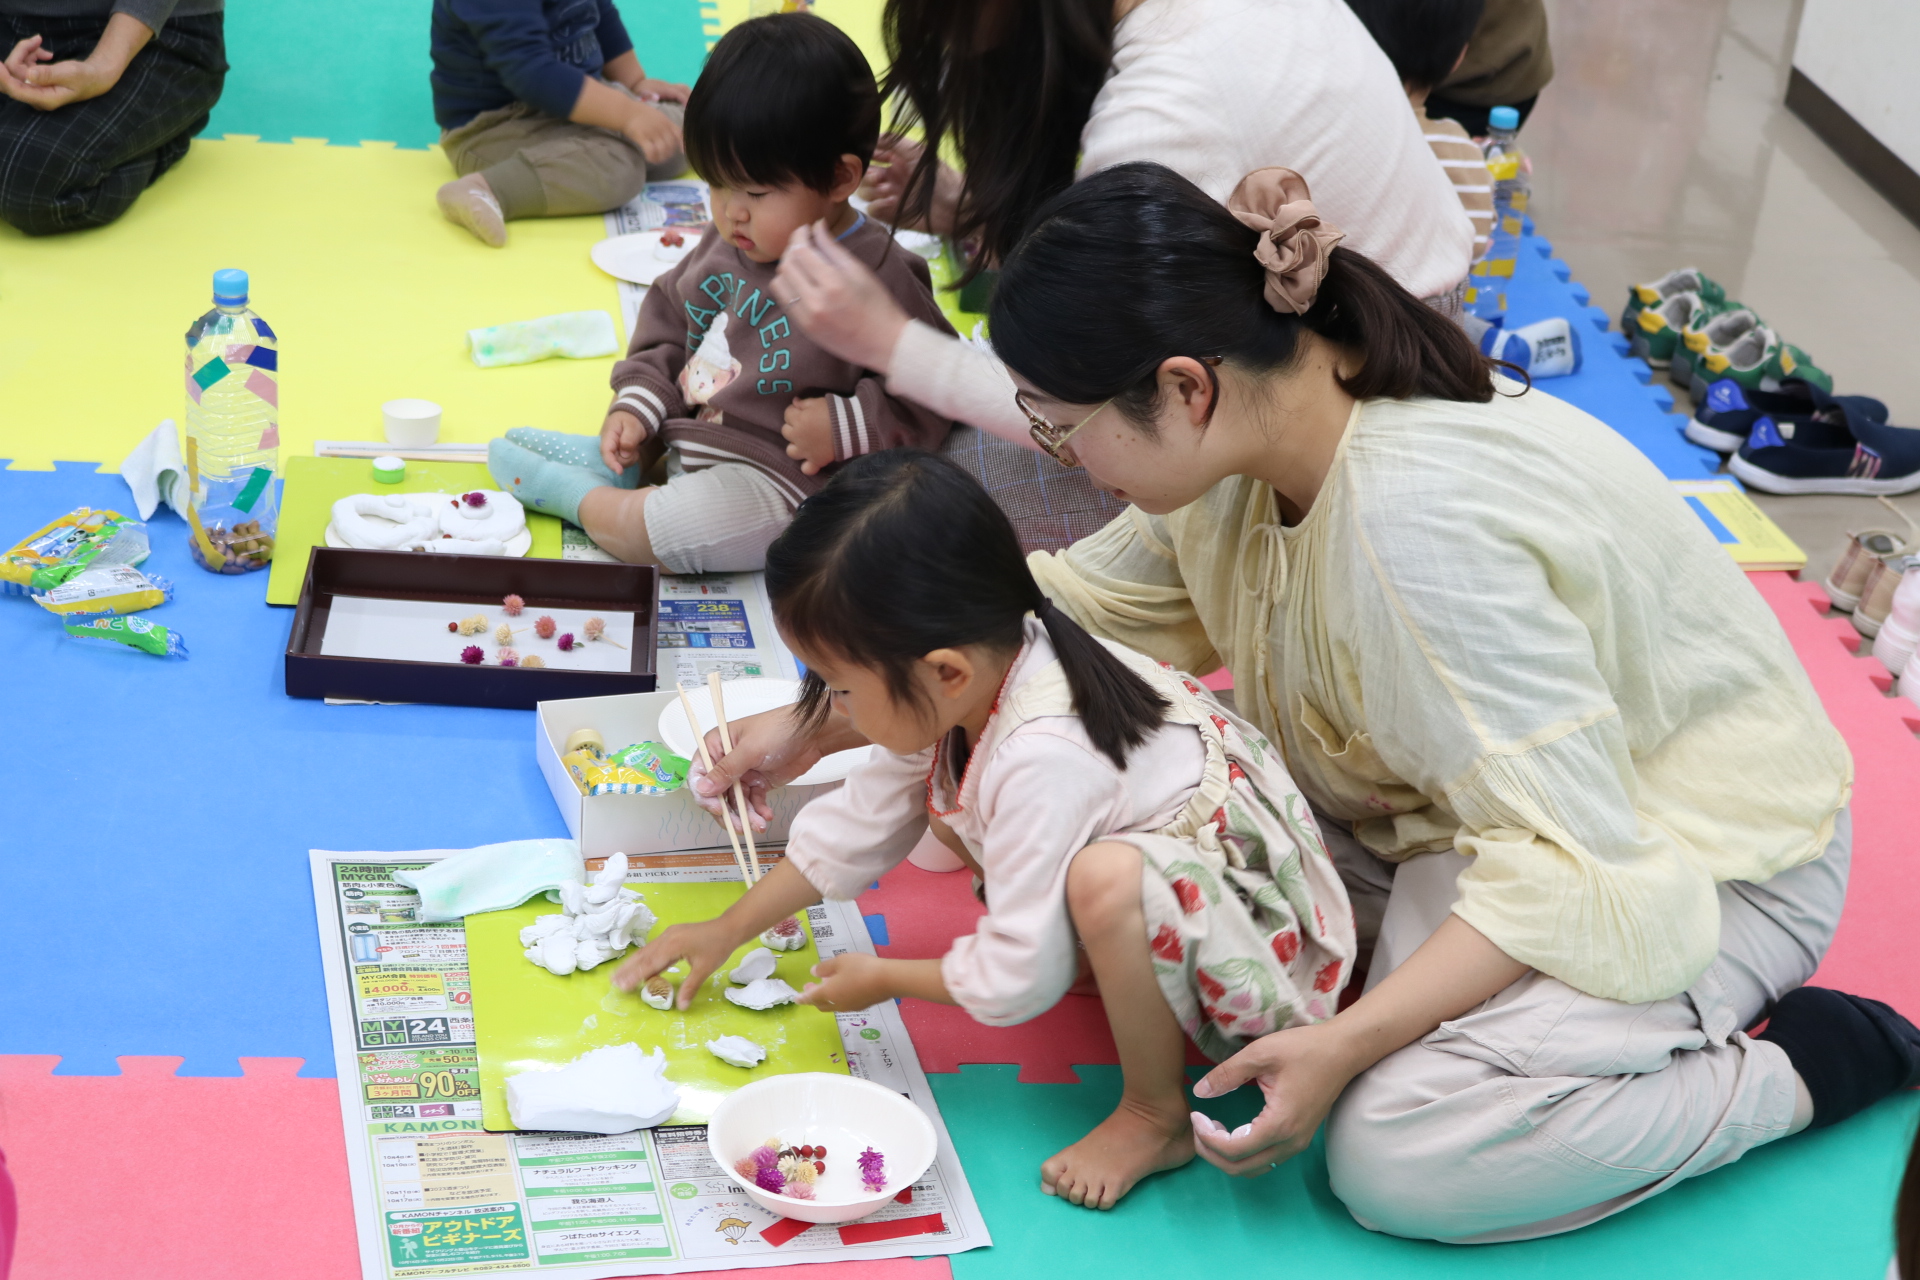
xmin=1226 ymin=167 xmax=1346 ymax=315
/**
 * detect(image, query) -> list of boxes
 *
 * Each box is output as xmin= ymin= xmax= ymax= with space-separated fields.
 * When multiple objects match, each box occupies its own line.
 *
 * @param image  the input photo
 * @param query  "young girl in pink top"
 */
xmin=616 ymin=449 xmax=1353 ymax=1210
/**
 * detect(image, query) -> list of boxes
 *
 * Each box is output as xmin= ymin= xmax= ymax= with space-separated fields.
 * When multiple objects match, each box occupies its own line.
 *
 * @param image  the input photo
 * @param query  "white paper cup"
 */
xmin=382 ymin=398 xmax=442 ymax=448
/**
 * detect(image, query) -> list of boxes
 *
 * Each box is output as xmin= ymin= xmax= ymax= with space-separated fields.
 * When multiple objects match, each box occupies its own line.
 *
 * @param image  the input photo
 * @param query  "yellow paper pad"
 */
xmin=1672 ymin=479 xmax=1809 ymax=572
xmin=466 ymin=880 xmax=848 ymax=1130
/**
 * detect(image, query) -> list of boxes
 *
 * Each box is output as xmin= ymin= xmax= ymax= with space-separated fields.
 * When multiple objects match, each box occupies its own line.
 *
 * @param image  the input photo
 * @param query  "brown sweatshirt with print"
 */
xmin=607 ymin=215 xmax=956 ymax=506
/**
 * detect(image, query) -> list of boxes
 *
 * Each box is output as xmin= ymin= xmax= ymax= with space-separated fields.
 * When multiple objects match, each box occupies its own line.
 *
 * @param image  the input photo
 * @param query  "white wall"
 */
xmin=1793 ymin=0 xmax=1920 ymax=174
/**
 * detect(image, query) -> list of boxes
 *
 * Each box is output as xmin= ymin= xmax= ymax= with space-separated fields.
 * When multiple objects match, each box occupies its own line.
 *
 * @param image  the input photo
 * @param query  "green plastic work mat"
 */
xmin=467 ymin=876 xmax=848 ymax=1128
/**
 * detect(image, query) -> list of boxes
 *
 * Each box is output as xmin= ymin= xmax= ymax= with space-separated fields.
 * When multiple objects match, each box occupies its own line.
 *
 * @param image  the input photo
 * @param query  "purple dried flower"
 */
xmin=459 ymin=645 xmax=484 ymax=665
xmin=857 ymin=1146 xmax=886 ymax=1192
xmin=556 ymin=632 xmax=575 ymax=652
xmin=463 ymin=491 xmax=487 ymax=508
xmin=753 ymin=1165 xmax=786 ymax=1193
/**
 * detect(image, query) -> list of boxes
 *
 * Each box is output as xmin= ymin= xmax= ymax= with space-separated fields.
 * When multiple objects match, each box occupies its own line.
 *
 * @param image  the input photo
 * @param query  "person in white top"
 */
xmin=616 ymin=449 xmax=1354 ymax=1211
xmin=692 ymin=165 xmax=1920 ymax=1241
xmin=767 ymin=0 xmax=1475 ymax=449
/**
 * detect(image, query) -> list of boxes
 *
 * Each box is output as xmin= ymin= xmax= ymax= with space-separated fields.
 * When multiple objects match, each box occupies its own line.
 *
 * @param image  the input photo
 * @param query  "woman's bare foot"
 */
xmin=1040 ymin=1098 xmax=1194 ymax=1209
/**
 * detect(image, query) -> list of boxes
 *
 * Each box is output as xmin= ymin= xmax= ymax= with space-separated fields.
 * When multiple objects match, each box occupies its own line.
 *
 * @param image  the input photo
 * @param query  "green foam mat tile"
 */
xmin=929 ymin=1065 xmax=1915 ymax=1279
xmin=467 ymin=881 xmax=847 ymax=1129
xmin=267 ymin=455 xmax=563 ymax=606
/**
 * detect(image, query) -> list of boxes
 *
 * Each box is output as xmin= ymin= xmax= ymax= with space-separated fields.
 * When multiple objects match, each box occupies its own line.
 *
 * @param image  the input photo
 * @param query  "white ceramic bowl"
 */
xmin=656 ymin=676 xmax=873 ymax=786
xmin=382 ymin=398 xmax=442 ymax=448
xmin=706 ymin=1073 xmax=936 ymax=1224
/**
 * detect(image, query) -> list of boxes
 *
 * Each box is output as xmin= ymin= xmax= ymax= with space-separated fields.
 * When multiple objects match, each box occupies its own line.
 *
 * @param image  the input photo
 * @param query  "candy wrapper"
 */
xmin=2 ymin=508 xmax=149 ymax=596
xmin=64 ymin=614 xmax=188 ymax=659
xmin=585 ymin=741 xmax=691 ymax=796
xmin=34 ymin=564 xmax=174 ymax=616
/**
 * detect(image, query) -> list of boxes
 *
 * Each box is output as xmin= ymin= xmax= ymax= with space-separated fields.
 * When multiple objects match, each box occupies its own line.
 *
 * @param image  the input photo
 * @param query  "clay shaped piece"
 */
xmin=728 ymin=947 xmax=777 ymax=985
xmin=506 ymin=1042 xmax=680 ymax=1134
xmin=706 ymin=1035 xmax=767 ymax=1069
xmin=760 ymin=916 xmax=806 ymax=951
xmin=641 ymin=975 xmax=674 ymax=1011
xmin=328 ymin=493 xmax=440 ymax=550
xmin=725 ymin=977 xmax=800 ymax=1010
xmin=437 ymin=489 xmax=527 ymax=548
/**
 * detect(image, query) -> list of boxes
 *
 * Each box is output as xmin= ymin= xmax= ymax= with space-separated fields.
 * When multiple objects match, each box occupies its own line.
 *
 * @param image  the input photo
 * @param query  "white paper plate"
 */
xmin=657 ymin=677 xmax=873 ymax=787
xmin=324 ymin=522 xmax=533 ymax=557
xmin=590 ymin=229 xmax=704 ymax=285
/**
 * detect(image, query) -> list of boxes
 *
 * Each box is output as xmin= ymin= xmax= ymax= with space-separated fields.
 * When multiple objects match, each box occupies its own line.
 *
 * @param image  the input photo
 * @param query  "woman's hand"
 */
xmin=612 ymin=919 xmax=740 ymax=1009
xmin=858 ymin=135 xmax=962 ymax=236
xmin=689 ymin=703 xmax=869 ymax=831
xmin=772 ymin=221 xmax=912 ymax=372
xmin=1188 ymin=1021 xmax=1366 ymax=1174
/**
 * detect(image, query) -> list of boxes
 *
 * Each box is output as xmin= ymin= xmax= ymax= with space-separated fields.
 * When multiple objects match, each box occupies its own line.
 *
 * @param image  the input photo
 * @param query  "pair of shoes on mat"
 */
xmin=1620 ymin=266 xmax=1725 ymax=339
xmin=1821 ymin=496 xmax=1918 ymax=613
xmin=487 ymin=428 xmax=639 ymax=527
xmin=1686 ymin=377 xmax=1889 ymax=453
xmin=1870 ymin=564 xmax=1920 ymax=673
xmin=1730 ymin=394 xmax=1920 ymax=498
xmin=1682 ymin=315 xmax=1830 ymax=404
xmin=439 ymin=174 xmax=508 ymax=248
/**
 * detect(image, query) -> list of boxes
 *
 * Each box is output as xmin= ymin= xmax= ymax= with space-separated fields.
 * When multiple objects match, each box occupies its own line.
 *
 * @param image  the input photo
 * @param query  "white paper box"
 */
xmin=536 ymin=690 xmax=832 ymax=857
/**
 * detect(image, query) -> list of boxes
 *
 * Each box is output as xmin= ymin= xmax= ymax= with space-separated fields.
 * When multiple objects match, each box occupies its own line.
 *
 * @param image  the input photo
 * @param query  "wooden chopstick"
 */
xmin=676 ymin=684 xmax=754 ymax=889
xmin=708 ymin=672 xmax=762 ymax=883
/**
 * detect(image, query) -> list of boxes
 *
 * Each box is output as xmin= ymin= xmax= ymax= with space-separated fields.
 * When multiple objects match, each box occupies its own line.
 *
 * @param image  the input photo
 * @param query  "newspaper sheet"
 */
xmin=604 ymin=182 xmax=713 ymax=335
xmin=310 ymin=849 xmax=989 ymax=1279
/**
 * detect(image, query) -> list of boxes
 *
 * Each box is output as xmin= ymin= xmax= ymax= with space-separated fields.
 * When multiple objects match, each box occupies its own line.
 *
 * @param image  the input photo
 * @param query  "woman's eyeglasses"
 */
xmin=1014 ymin=358 xmax=1223 ymax=465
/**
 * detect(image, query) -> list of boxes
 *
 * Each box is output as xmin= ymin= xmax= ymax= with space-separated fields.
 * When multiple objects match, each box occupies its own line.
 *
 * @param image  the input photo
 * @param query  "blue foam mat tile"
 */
xmin=0 ymin=466 xmax=573 ymax=1077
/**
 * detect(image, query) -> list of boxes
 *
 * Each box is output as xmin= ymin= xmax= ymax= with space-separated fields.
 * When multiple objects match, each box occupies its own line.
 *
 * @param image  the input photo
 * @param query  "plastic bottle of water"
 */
xmin=1469 ymin=105 xmax=1529 ymax=321
xmin=183 ymin=268 xmax=279 ymax=574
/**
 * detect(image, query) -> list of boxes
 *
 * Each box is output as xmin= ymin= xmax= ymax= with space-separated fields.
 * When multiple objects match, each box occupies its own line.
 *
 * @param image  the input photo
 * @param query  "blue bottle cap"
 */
xmin=1488 ymin=105 xmax=1520 ymax=132
xmin=212 ymin=268 xmax=249 ymax=305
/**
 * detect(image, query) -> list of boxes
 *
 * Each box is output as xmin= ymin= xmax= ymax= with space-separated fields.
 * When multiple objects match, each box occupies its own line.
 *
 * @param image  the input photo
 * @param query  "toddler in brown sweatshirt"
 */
xmin=486 ymin=12 xmax=955 ymax=573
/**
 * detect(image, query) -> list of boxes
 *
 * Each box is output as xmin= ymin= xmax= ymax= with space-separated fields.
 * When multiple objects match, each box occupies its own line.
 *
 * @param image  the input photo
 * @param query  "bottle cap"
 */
xmin=372 ymin=455 xmax=406 ymax=483
xmin=1488 ymin=106 xmax=1520 ymax=132
xmin=213 ymin=269 xmax=249 ymax=306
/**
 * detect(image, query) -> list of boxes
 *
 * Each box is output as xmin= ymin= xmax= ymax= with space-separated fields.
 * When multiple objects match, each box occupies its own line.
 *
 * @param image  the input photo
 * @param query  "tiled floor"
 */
xmin=1525 ymin=0 xmax=1920 ymax=582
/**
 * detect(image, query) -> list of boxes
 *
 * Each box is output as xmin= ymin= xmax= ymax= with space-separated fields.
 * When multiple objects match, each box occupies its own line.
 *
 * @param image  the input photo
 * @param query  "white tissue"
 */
xmin=706 ymin=1035 xmax=767 ymax=1068
xmin=506 ymin=1043 xmax=680 ymax=1134
xmin=728 ymin=947 xmax=777 ymax=985
xmin=725 ymin=977 xmax=800 ymax=1010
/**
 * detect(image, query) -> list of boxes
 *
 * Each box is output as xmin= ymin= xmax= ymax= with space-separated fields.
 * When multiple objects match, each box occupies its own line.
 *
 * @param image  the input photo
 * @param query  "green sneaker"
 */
xmin=1621 ymin=267 xmax=1726 ymax=335
xmin=1630 ymin=291 xmax=1713 ymax=366
xmin=1677 ymin=305 xmax=1762 ymax=395
xmin=1768 ymin=342 xmax=1833 ymax=394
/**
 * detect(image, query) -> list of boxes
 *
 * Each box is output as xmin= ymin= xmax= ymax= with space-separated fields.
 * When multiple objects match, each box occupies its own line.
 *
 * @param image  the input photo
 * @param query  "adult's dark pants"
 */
xmin=0 ymin=11 xmax=225 ymax=235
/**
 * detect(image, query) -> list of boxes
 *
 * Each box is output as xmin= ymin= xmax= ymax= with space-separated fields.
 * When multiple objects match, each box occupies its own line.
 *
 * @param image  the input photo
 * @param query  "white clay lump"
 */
xmin=506 ymin=1043 xmax=679 ymax=1134
xmin=706 ymin=1035 xmax=767 ymax=1068
xmin=728 ymin=947 xmax=778 ymax=985
xmin=760 ymin=916 xmax=807 ymax=951
xmin=327 ymin=489 xmax=527 ymax=555
xmin=522 ymin=852 xmax=656 ymax=975
xmin=726 ymin=977 xmax=800 ymax=1010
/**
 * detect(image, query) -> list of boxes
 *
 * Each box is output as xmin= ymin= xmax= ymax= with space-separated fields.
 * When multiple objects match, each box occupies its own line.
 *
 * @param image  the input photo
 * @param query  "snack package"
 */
xmin=562 ymin=744 xmax=607 ymax=794
xmin=64 ymin=614 xmax=189 ymax=659
xmin=34 ymin=564 xmax=174 ymax=616
xmin=584 ymin=741 xmax=690 ymax=796
xmin=2 ymin=508 xmax=150 ymax=595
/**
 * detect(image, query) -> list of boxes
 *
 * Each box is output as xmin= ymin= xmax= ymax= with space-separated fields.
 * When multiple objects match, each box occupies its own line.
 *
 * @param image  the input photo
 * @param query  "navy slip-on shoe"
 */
xmin=1730 ymin=406 xmax=1920 ymax=495
xmin=1687 ymin=377 xmax=1891 ymax=453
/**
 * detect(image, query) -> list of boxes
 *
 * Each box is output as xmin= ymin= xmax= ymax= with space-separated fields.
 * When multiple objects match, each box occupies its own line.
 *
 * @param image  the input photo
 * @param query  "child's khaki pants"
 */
xmin=439 ymin=86 xmax=685 ymax=220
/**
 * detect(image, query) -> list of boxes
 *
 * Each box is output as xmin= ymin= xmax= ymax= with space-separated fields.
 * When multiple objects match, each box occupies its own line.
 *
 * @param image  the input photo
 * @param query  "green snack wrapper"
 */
xmin=64 ymin=614 xmax=189 ymax=659
xmin=610 ymin=740 xmax=690 ymax=789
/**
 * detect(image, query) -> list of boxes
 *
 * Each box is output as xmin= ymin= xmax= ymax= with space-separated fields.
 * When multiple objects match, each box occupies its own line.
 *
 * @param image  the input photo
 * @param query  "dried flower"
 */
xmin=458 ymin=613 xmax=488 ymax=636
xmin=462 ymin=491 xmax=487 ymax=508
xmin=502 ymin=594 xmax=525 ymax=616
xmin=556 ymin=633 xmax=575 ymax=652
xmin=534 ymin=615 xmax=557 ymax=639
xmin=661 ymin=227 xmax=684 ymax=248
xmin=520 ymin=654 xmax=546 ymax=669
xmin=857 ymin=1146 xmax=886 ymax=1192
xmin=496 ymin=647 xmax=517 ymax=665
xmin=459 ymin=646 xmax=484 ymax=665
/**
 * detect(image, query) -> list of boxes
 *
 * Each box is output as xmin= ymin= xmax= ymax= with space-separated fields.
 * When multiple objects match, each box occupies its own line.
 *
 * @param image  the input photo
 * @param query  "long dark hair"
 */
xmin=991 ymin=162 xmax=1500 ymax=416
xmin=882 ymin=0 xmax=1111 ymax=279
xmin=685 ymin=13 xmax=882 ymax=193
xmin=765 ymin=450 xmax=1167 ymax=767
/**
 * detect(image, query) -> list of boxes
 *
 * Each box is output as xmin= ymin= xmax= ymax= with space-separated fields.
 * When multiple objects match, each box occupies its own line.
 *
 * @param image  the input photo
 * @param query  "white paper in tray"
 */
xmin=320 ymin=597 xmax=635 ymax=672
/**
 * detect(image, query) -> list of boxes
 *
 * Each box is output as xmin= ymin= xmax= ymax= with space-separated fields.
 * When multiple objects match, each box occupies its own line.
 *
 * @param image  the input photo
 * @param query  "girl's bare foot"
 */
xmin=1040 ymin=1098 xmax=1194 ymax=1210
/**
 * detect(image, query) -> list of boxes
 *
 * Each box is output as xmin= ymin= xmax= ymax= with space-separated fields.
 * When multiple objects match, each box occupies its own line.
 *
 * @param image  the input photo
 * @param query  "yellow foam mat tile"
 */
xmin=0 ymin=137 xmax=622 ymax=474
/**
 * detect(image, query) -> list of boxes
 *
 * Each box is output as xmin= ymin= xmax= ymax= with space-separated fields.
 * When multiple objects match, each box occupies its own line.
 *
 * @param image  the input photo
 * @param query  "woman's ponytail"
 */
xmin=1304 ymin=247 xmax=1497 ymax=402
xmin=1032 ymin=597 xmax=1168 ymax=768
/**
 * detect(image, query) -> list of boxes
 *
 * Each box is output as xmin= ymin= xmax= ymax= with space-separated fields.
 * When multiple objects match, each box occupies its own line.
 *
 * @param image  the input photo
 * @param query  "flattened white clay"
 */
xmin=557 ymin=880 xmax=587 ymax=915
xmin=725 ymin=977 xmax=800 ymax=1010
xmin=760 ymin=916 xmax=807 ymax=951
xmin=584 ymin=880 xmax=620 ymax=906
xmin=575 ymin=938 xmax=613 ymax=971
xmin=610 ymin=900 xmax=657 ymax=951
xmin=640 ymin=975 xmax=674 ymax=1011
xmin=506 ymin=1042 xmax=679 ymax=1134
xmin=539 ymin=931 xmax=579 ymax=976
xmin=525 ymin=855 xmax=648 ymax=976
xmin=706 ymin=1035 xmax=767 ymax=1068
xmin=520 ymin=914 xmax=570 ymax=946
xmin=576 ymin=904 xmax=621 ymax=938
xmin=594 ymin=853 xmax=629 ymax=887
xmin=728 ymin=947 xmax=777 ymax=985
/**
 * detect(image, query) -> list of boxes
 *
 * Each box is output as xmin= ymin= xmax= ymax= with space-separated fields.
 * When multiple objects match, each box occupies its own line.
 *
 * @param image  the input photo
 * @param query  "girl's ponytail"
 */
xmin=1032 ymin=597 xmax=1168 ymax=767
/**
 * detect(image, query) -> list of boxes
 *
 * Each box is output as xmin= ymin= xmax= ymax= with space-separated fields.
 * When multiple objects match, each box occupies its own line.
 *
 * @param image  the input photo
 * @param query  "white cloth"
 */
xmin=119 ymin=418 xmax=188 ymax=520
xmin=394 ymin=838 xmax=583 ymax=922
xmin=782 ymin=619 xmax=1205 ymax=1026
xmin=641 ymin=452 xmax=796 ymax=575
xmin=1031 ymin=382 xmax=1853 ymax=1004
xmin=1080 ymin=0 xmax=1473 ymax=300
xmin=1325 ymin=812 xmax=1850 ymax=1242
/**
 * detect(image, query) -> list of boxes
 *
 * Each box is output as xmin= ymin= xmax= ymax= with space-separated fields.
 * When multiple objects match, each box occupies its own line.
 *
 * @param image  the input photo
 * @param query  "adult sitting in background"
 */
xmin=1422 ymin=0 xmax=1551 ymax=135
xmin=0 ymin=0 xmax=225 ymax=234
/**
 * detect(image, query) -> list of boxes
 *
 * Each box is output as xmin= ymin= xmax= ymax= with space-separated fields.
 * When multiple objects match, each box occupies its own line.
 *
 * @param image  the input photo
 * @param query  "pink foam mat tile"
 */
xmin=1752 ymin=571 xmax=1920 ymax=1018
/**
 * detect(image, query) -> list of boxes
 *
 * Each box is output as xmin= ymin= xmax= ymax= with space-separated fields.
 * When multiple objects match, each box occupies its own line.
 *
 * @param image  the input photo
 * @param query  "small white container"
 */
xmin=707 ymin=1073 xmax=937 ymax=1225
xmin=382 ymin=398 xmax=442 ymax=448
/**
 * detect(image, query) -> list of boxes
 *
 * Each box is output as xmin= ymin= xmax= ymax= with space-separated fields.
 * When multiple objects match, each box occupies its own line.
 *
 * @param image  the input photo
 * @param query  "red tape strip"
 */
xmin=758 ymin=1216 xmax=812 ymax=1248
xmin=837 ymin=1213 xmax=946 ymax=1246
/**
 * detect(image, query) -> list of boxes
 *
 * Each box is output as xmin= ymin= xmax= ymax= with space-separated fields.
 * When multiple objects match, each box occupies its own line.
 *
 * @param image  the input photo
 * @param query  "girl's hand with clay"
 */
xmin=613 ymin=859 xmax=826 ymax=1008
xmin=856 ymin=135 xmax=962 ymax=235
xmin=773 ymin=221 xmax=911 ymax=372
xmin=690 ymin=703 xmax=870 ymax=831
